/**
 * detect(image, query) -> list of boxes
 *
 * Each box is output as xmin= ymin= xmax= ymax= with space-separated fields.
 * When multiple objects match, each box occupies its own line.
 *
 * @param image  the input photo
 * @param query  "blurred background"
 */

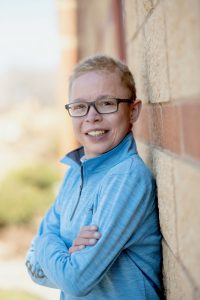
xmin=0 ymin=0 xmax=200 ymax=299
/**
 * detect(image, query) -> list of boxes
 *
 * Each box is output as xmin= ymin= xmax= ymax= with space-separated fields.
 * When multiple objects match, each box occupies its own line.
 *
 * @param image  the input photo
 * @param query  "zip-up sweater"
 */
xmin=26 ymin=132 xmax=162 ymax=299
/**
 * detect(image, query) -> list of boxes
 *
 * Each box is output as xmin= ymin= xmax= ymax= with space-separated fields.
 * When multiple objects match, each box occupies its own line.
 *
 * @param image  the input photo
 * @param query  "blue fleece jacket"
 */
xmin=25 ymin=132 xmax=162 ymax=299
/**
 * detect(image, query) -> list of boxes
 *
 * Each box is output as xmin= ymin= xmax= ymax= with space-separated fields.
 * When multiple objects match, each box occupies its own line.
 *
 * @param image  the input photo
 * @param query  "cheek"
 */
xmin=72 ymin=121 xmax=81 ymax=136
xmin=111 ymin=111 xmax=131 ymax=132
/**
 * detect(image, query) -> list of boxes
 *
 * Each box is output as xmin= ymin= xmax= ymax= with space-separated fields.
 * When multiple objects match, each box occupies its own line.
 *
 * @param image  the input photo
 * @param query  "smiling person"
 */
xmin=25 ymin=55 xmax=163 ymax=299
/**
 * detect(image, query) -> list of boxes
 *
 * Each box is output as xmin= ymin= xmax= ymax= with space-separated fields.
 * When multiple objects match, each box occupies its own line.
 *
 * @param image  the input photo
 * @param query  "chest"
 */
xmin=59 ymin=172 xmax=101 ymax=247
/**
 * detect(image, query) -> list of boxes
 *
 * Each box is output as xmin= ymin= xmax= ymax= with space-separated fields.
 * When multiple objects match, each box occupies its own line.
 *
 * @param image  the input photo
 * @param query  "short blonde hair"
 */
xmin=69 ymin=54 xmax=136 ymax=101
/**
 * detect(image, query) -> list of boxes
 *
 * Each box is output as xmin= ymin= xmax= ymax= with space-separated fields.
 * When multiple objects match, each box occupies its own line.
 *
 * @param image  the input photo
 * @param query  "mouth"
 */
xmin=86 ymin=130 xmax=109 ymax=137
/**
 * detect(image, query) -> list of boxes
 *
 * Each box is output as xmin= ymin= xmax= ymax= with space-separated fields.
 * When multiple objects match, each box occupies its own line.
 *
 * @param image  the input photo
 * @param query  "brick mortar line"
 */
xmin=168 ymin=94 xmax=200 ymax=104
xmin=171 ymin=149 xmax=179 ymax=267
xmin=135 ymin=140 xmax=200 ymax=170
xmin=134 ymin=101 xmax=200 ymax=162
xmin=143 ymin=98 xmax=200 ymax=108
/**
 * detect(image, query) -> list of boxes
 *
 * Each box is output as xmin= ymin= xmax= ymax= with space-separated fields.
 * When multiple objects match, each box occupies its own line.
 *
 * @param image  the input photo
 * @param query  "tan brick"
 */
xmin=137 ymin=0 xmax=155 ymax=26
xmin=123 ymin=0 xmax=138 ymax=43
xmin=164 ymin=0 xmax=200 ymax=100
xmin=152 ymin=0 xmax=159 ymax=5
xmin=126 ymin=3 xmax=171 ymax=104
xmin=153 ymin=150 xmax=178 ymax=253
xmin=149 ymin=104 xmax=164 ymax=147
xmin=143 ymin=2 xmax=170 ymax=103
xmin=126 ymin=32 xmax=149 ymax=103
xmin=163 ymin=241 xmax=195 ymax=300
xmin=194 ymin=288 xmax=200 ymax=300
xmin=135 ymin=139 xmax=152 ymax=169
xmin=174 ymin=159 xmax=200 ymax=286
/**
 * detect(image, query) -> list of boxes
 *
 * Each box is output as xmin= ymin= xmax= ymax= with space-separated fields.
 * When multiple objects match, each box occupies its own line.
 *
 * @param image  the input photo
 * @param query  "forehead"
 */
xmin=69 ymin=71 xmax=129 ymax=101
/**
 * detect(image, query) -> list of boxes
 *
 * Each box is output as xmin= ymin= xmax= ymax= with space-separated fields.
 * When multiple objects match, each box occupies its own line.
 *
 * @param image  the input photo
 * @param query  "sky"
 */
xmin=0 ymin=0 xmax=61 ymax=71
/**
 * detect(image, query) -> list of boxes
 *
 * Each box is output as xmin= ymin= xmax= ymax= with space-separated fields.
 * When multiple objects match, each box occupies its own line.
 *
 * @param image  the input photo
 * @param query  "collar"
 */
xmin=60 ymin=132 xmax=137 ymax=172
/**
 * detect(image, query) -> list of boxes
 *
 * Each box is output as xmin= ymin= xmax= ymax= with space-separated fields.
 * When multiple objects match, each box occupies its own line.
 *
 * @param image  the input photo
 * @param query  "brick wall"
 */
xmin=125 ymin=1 xmax=200 ymax=299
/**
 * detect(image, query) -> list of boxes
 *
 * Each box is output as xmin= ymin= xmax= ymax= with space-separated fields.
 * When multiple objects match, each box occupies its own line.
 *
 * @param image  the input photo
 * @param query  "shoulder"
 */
xmin=109 ymin=154 xmax=154 ymax=184
xmin=58 ymin=166 xmax=80 ymax=194
xmin=63 ymin=165 xmax=80 ymax=180
xmin=97 ymin=155 xmax=156 ymax=216
xmin=99 ymin=154 xmax=156 ymax=199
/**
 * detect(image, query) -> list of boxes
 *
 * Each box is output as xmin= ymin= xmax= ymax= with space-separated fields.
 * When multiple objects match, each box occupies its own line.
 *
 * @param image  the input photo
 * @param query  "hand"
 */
xmin=69 ymin=225 xmax=101 ymax=254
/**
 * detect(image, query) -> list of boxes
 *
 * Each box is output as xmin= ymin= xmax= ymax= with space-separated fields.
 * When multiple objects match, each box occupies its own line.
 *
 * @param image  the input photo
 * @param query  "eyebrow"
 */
xmin=70 ymin=94 xmax=115 ymax=103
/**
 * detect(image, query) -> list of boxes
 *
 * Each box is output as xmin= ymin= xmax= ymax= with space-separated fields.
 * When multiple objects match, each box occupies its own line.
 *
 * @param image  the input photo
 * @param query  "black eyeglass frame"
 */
xmin=65 ymin=98 xmax=133 ymax=117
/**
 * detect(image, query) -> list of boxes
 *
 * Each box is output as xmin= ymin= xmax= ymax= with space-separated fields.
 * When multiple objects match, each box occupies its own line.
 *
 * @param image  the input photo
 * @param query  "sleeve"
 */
xmin=35 ymin=166 xmax=157 ymax=297
xmin=25 ymin=171 xmax=69 ymax=288
xmin=25 ymin=235 xmax=58 ymax=288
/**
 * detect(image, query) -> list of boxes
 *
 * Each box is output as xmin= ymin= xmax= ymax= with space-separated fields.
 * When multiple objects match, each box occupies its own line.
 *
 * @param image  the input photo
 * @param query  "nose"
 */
xmin=85 ymin=105 xmax=102 ymax=123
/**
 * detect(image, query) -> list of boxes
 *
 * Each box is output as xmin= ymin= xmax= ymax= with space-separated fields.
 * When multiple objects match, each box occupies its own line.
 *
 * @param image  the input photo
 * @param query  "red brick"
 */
xmin=133 ymin=100 xmax=200 ymax=162
xmin=180 ymin=101 xmax=200 ymax=160
xmin=161 ymin=104 xmax=181 ymax=154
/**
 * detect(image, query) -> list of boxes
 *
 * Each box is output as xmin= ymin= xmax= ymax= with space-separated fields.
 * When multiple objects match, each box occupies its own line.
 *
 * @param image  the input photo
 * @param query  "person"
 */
xmin=25 ymin=54 xmax=162 ymax=299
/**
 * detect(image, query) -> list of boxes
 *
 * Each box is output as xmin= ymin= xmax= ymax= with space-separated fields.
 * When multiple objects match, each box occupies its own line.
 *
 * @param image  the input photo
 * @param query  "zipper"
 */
xmin=70 ymin=164 xmax=84 ymax=221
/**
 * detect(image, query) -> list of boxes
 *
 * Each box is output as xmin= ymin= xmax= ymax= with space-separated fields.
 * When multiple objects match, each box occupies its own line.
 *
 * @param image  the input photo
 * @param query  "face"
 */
xmin=69 ymin=71 xmax=140 ymax=158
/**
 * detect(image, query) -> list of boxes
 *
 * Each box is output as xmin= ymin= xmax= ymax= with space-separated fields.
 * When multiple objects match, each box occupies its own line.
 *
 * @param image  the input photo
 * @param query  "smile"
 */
xmin=87 ymin=130 xmax=108 ymax=137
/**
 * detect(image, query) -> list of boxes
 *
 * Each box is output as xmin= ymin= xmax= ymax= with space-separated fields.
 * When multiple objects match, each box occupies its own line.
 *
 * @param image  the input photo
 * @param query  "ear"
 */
xmin=130 ymin=99 xmax=142 ymax=124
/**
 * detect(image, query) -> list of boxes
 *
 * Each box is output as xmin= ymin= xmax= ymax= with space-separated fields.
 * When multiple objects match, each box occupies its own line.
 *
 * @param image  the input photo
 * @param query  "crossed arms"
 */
xmin=26 ymin=168 xmax=156 ymax=297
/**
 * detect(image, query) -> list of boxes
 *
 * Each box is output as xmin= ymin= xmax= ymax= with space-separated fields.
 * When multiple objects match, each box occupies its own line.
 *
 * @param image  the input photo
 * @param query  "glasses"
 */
xmin=65 ymin=97 xmax=132 ymax=117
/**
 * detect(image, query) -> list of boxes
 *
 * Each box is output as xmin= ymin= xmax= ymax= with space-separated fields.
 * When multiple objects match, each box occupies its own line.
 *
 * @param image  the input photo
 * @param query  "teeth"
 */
xmin=87 ymin=130 xmax=106 ymax=137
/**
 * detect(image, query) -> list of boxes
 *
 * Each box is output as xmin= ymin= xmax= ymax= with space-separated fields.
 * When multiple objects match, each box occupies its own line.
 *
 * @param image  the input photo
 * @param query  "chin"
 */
xmin=87 ymin=145 xmax=113 ymax=157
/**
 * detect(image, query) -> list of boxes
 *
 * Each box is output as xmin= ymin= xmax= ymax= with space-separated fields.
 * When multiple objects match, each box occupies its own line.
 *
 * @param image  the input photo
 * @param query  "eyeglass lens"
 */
xmin=69 ymin=98 xmax=118 ymax=116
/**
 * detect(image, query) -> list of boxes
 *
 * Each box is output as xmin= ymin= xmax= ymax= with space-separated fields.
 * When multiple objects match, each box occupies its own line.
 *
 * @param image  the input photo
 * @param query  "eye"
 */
xmin=71 ymin=103 xmax=87 ymax=110
xmin=99 ymin=99 xmax=116 ymax=106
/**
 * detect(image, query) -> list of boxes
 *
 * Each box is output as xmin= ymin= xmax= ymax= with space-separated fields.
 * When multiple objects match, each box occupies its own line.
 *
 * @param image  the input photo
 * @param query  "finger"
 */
xmin=69 ymin=246 xmax=82 ymax=254
xmin=80 ymin=225 xmax=98 ymax=232
xmin=69 ymin=245 xmax=85 ymax=254
xmin=73 ymin=237 xmax=98 ymax=246
xmin=79 ymin=230 xmax=101 ymax=239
